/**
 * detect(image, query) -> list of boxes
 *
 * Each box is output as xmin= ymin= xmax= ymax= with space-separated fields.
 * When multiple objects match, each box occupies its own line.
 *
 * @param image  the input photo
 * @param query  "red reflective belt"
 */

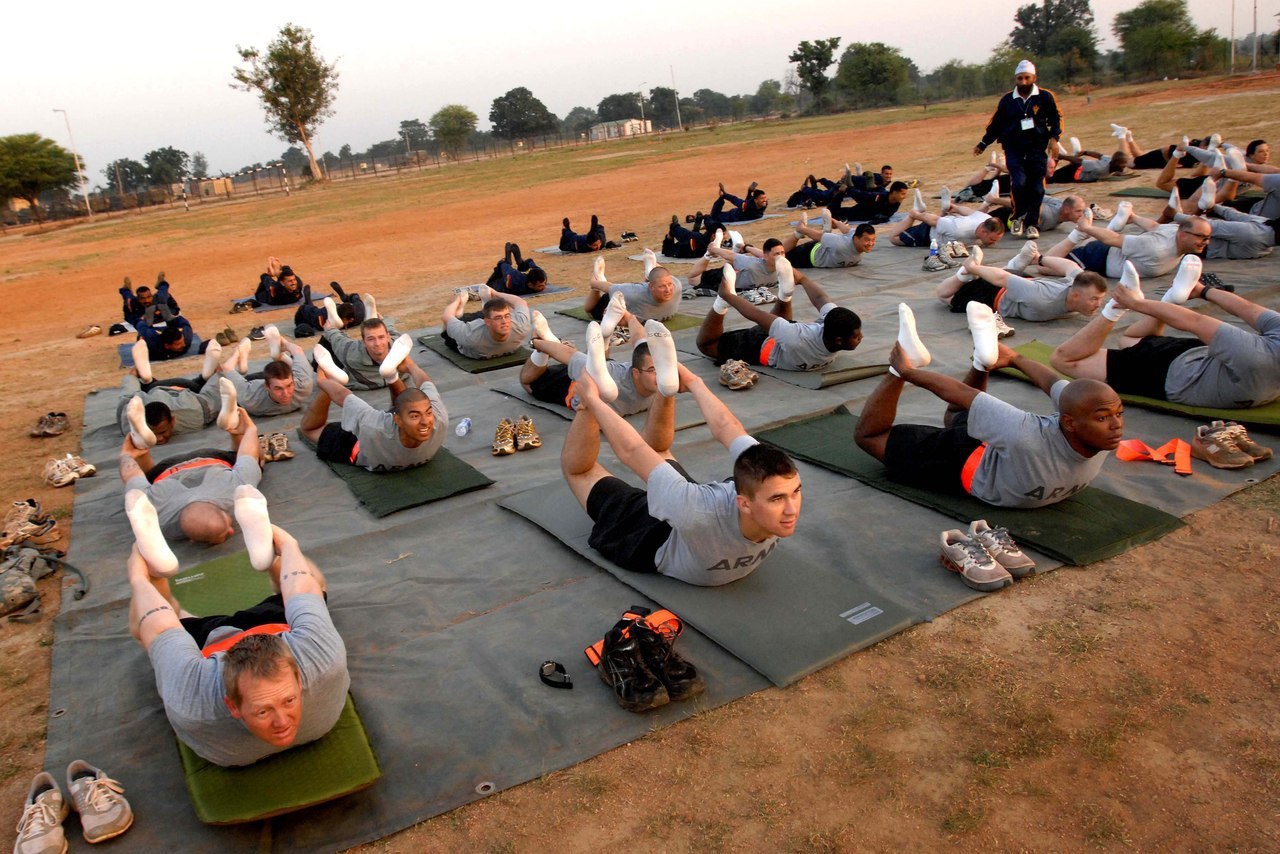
xmin=1116 ymin=438 xmax=1192 ymax=476
xmin=993 ymin=287 xmax=1007 ymax=313
xmin=960 ymin=443 xmax=988 ymax=494
xmin=758 ymin=337 xmax=777 ymax=366
xmin=200 ymin=623 xmax=290 ymax=658
xmin=153 ymin=458 xmax=233 ymax=483
xmin=349 ymin=440 xmax=361 ymax=465
xmin=564 ymin=380 xmax=579 ymax=411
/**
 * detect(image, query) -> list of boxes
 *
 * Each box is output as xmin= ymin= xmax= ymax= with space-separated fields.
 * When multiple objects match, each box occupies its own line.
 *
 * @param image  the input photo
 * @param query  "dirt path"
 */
xmin=2 ymin=73 xmax=1278 ymax=850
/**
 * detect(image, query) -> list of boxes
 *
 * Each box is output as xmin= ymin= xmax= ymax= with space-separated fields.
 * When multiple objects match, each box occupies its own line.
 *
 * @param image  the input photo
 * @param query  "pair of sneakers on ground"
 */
xmin=1 ymin=498 xmax=59 ymax=550
xmin=257 ymin=432 xmax=296 ymax=463
xmin=1190 ymin=420 xmax=1274 ymax=470
xmin=492 ymin=415 xmax=541 ymax=456
xmin=15 ymin=761 xmax=133 ymax=852
xmin=596 ymin=615 xmax=705 ymax=712
xmin=43 ymin=454 xmax=97 ymax=489
xmin=940 ymin=520 xmax=1038 ymax=592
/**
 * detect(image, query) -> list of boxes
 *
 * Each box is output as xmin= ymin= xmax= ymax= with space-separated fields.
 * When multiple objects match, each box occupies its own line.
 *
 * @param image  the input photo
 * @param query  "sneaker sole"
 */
xmin=596 ymin=664 xmax=670 ymax=712
xmin=492 ymin=447 xmax=515 ymax=456
xmin=1189 ymin=444 xmax=1253 ymax=470
xmin=940 ymin=553 xmax=1012 ymax=592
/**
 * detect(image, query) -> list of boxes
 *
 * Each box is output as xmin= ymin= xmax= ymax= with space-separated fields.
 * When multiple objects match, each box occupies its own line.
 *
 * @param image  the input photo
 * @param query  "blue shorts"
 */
xmin=1067 ymin=239 xmax=1110 ymax=273
xmin=897 ymin=222 xmax=932 ymax=248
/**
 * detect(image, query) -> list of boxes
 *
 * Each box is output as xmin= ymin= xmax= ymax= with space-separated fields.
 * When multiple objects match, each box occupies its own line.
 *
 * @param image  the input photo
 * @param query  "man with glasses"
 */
xmin=1044 ymin=211 xmax=1213 ymax=279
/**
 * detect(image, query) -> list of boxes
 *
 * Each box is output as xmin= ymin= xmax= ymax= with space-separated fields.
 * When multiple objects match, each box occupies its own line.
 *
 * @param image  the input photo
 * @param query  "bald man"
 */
xmin=855 ymin=341 xmax=1122 ymax=508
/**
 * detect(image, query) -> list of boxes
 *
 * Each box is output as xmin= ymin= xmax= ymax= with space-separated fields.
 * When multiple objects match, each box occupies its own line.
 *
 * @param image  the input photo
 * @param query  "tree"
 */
xmin=489 ymin=87 xmax=558 ymax=140
xmin=0 ymin=134 xmax=80 ymax=223
xmin=143 ymin=147 xmax=190 ymax=190
xmin=597 ymin=93 xmax=640 ymax=122
xmin=102 ymin=158 xmax=149 ymax=193
xmin=645 ymin=87 xmax=680 ymax=129
xmin=1011 ymin=0 xmax=1097 ymax=57
xmin=787 ymin=38 xmax=841 ymax=111
xmin=338 ymin=144 xmax=353 ymax=159
xmin=1113 ymin=0 xmax=1198 ymax=77
xmin=281 ymin=146 xmax=309 ymax=173
xmin=693 ymin=89 xmax=734 ymax=120
xmin=748 ymin=79 xmax=785 ymax=116
xmin=834 ymin=42 xmax=914 ymax=108
xmin=231 ymin=23 xmax=339 ymax=181
xmin=190 ymin=152 xmax=209 ymax=180
xmin=429 ymin=104 xmax=478 ymax=160
xmin=561 ymin=106 xmax=598 ymax=137
xmin=400 ymin=119 xmax=430 ymax=150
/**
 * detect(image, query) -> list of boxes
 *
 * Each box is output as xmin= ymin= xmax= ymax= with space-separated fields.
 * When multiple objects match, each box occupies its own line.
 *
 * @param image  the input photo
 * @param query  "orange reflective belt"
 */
xmin=960 ymin=443 xmax=988 ymax=494
xmin=200 ymin=623 xmax=290 ymax=658
xmin=1116 ymin=438 xmax=1192 ymax=476
xmin=584 ymin=608 xmax=684 ymax=666
xmin=349 ymin=439 xmax=360 ymax=465
xmin=153 ymin=458 xmax=233 ymax=483
xmin=564 ymin=380 xmax=579 ymax=411
xmin=758 ymin=337 xmax=777 ymax=366
xmin=993 ymin=286 xmax=1007 ymax=313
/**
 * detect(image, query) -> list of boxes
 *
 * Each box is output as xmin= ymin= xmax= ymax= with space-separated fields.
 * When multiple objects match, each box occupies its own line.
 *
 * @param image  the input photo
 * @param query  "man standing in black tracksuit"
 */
xmin=973 ymin=60 xmax=1062 ymax=241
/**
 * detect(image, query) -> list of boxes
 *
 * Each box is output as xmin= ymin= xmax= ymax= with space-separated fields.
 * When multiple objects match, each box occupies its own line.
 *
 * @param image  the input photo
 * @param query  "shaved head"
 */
xmin=1059 ymin=378 xmax=1118 ymax=417
xmin=178 ymin=501 xmax=234 ymax=544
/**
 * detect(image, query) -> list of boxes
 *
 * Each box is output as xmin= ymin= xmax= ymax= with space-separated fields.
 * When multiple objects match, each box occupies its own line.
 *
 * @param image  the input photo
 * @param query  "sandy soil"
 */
xmin=1 ymin=73 xmax=1278 ymax=851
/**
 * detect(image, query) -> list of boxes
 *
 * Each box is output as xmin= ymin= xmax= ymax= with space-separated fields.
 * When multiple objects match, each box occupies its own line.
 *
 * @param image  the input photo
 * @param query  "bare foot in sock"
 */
xmin=643 ymin=320 xmax=679 ymax=397
xmin=264 ymin=325 xmax=282 ymax=359
xmin=234 ymin=485 xmax=274 ymax=571
xmin=380 ymin=333 xmax=412 ymax=380
xmin=891 ymin=303 xmax=930 ymax=376
xmin=126 ymin=395 xmax=156 ymax=448
xmin=125 ymin=490 xmax=179 ymax=578
xmin=967 ymin=302 xmax=999 ymax=372
xmin=313 ymin=344 xmax=349 ymax=385
xmin=585 ymin=322 xmax=618 ymax=401
xmin=599 ymin=292 xmax=628 ymax=339
xmin=217 ymin=377 xmax=240 ymax=431
xmin=132 ymin=340 xmax=152 ymax=384
xmin=201 ymin=340 xmax=223 ymax=380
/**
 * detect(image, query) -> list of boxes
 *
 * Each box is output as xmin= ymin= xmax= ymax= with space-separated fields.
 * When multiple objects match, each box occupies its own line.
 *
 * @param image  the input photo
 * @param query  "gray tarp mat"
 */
xmin=48 ymin=233 xmax=1279 ymax=849
xmin=488 ymin=378 xmax=708 ymax=431
xmin=501 ymin=484 xmax=919 ymax=687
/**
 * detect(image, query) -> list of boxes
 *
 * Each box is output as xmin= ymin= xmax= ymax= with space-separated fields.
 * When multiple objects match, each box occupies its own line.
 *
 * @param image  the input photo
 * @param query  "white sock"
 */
xmin=324 ymin=297 xmax=342 ymax=328
xmin=532 ymin=310 xmax=560 ymax=344
xmin=234 ymin=485 xmax=274 ymax=571
xmin=983 ymin=186 xmax=1000 ymax=207
xmin=1163 ymin=255 xmax=1202 ymax=304
xmin=967 ymin=302 xmax=999 ymax=372
xmin=380 ymin=333 xmax=412 ymax=380
xmin=264 ymin=325 xmax=281 ymax=359
xmin=1110 ymin=123 xmax=1128 ymax=139
xmin=1224 ymin=146 xmax=1246 ymax=171
xmin=1198 ymin=178 xmax=1216 ymax=211
xmin=642 ymin=248 xmax=657 ymax=277
xmin=709 ymin=229 xmax=724 ymax=256
xmin=1005 ymin=241 xmax=1038 ymax=272
xmin=599 ymin=292 xmax=628 ymax=338
xmin=1169 ymin=187 xmax=1181 ymax=210
xmin=363 ymin=293 xmax=378 ymax=319
xmin=216 ymin=377 xmax=240 ymax=431
xmin=530 ymin=351 xmax=550 ymax=367
xmin=728 ymin=230 xmax=744 ymax=250
xmin=644 ymin=320 xmax=679 ymax=397
xmin=593 ymin=256 xmax=606 ymax=281
xmin=776 ymin=257 xmax=796 ymax=302
xmin=1207 ymin=132 xmax=1221 ymax=150
xmin=940 ymin=186 xmax=951 ymax=213
xmin=1108 ymin=201 xmax=1132 ymax=232
xmin=236 ymin=338 xmax=251 ymax=374
xmin=852 ymin=161 xmax=862 ymax=178
xmin=891 ymin=303 xmax=930 ymax=376
xmin=722 ymin=264 xmax=738 ymax=298
xmin=125 ymin=489 xmax=178 ymax=578
xmin=1070 ymin=137 xmax=1081 ymax=155
xmin=126 ymin=395 xmax=156 ymax=448
xmin=712 ymin=296 xmax=730 ymax=315
xmin=132 ymin=340 xmax=152 ymax=384
xmin=956 ymin=246 xmax=983 ymax=282
xmin=585 ymin=322 xmax=617 ymax=401
xmin=1102 ymin=261 xmax=1142 ymax=320
xmin=912 ymin=189 xmax=925 ymax=213
xmin=313 ymin=344 xmax=349 ymax=385
xmin=200 ymin=341 xmax=223 ymax=380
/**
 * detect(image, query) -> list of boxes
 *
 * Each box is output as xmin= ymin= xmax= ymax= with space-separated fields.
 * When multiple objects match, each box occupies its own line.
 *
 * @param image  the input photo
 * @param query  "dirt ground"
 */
xmin=2 ymin=74 xmax=1278 ymax=851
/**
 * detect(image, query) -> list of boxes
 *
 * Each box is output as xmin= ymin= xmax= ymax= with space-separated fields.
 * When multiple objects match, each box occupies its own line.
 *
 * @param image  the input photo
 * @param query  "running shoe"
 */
xmin=514 ymin=415 xmax=541 ymax=451
xmin=597 ymin=626 xmax=670 ymax=712
xmin=1207 ymin=421 xmax=1272 ymax=463
xmin=633 ymin=619 xmax=704 ymax=702
xmin=940 ymin=529 xmax=1012 ymax=592
xmin=968 ymin=520 xmax=1036 ymax=577
xmin=13 ymin=772 xmax=67 ymax=854
xmin=1190 ymin=423 xmax=1254 ymax=469
xmin=718 ymin=359 xmax=757 ymax=391
xmin=492 ymin=418 xmax=516 ymax=456
xmin=66 ymin=761 xmax=134 ymax=844
xmin=267 ymin=432 xmax=295 ymax=461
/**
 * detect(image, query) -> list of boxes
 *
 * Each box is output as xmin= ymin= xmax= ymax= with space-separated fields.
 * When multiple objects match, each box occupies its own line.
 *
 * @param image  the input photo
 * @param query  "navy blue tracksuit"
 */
xmin=977 ymin=86 xmax=1062 ymax=229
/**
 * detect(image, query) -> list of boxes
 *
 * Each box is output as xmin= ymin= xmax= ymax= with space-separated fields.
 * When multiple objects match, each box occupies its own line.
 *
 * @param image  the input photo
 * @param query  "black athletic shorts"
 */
xmin=586 ymin=461 xmax=693 ymax=573
xmin=588 ymin=293 xmax=612 ymax=322
xmin=180 ymin=592 xmax=331 ymax=649
xmin=316 ymin=422 xmax=360 ymax=465
xmin=145 ymin=449 xmax=237 ymax=483
xmin=1175 ymin=175 xmax=1204 ymax=198
xmin=1105 ymin=336 xmax=1202 ymax=400
xmin=1132 ymin=147 xmax=1171 ymax=170
xmin=527 ymin=364 xmax=574 ymax=409
xmin=441 ymin=310 xmax=483 ymax=351
xmin=896 ymin=222 xmax=932 ymax=248
xmin=1048 ymin=163 xmax=1079 ymax=184
xmin=948 ymin=279 xmax=1002 ymax=314
xmin=882 ymin=411 xmax=981 ymax=495
xmin=785 ymin=243 xmax=817 ymax=269
xmin=714 ymin=326 xmax=770 ymax=366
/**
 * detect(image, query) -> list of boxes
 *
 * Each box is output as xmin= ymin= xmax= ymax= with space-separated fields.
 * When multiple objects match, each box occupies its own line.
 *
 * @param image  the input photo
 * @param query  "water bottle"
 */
xmin=455 ymin=417 xmax=472 ymax=437
xmin=929 ymin=238 xmax=939 ymax=257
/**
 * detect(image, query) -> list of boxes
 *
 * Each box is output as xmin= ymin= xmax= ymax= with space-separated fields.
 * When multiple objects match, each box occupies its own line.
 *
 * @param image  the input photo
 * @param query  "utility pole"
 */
xmin=1231 ymin=0 xmax=1237 ymax=73
xmin=52 ymin=108 xmax=93 ymax=219
xmin=1252 ymin=0 xmax=1259 ymax=72
xmin=670 ymin=65 xmax=683 ymax=131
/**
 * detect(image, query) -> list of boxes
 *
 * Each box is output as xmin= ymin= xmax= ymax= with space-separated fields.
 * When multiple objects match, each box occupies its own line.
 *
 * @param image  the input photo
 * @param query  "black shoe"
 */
xmin=1198 ymin=271 xmax=1235 ymax=295
xmin=620 ymin=231 xmax=638 ymax=242
xmin=685 ymin=214 xmax=697 ymax=223
xmin=230 ymin=301 xmax=254 ymax=314
xmin=108 ymin=323 xmax=128 ymax=337
xmin=633 ymin=621 xmax=704 ymax=702
xmin=597 ymin=626 xmax=669 ymax=712
xmin=562 ymin=217 xmax=570 ymax=229
xmin=509 ymin=243 xmax=525 ymax=267
xmin=747 ymin=181 xmax=758 ymax=196
xmin=693 ymin=211 xmax=704 ymax=232
xmin=249 ymin=326 xmax=266 ymax=341
xmin=604 ymin=240 xmax=622 ymax=249
xmin=590 ymin=214 xmax=599 ymax=232
xmin=670 ymin=213 xmax=679 ymax=227
xmin=329 ymin=280 xmax=348 ymax=301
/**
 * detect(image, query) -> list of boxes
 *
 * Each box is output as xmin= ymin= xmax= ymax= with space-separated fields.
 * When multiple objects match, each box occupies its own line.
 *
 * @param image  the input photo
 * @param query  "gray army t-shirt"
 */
xmin=998 ymin=275 xmax=1071 ymax=322
xmin=566 ymin=352 xmax=652 ymax=416
xmin=811 ymin=232 xmax=863 ymax=268
xmin=763 ymin=304 xmax=838 ymax=371
xmin=126 ymin=454 xmax=262 ymax=538
xmin=116 ymin=376 xmax=217 ymax=438
xmin=147 ymin=593 xmax=350 ymax=767
xmin=731 ymin=255 xmax=780 ymax=290
xmin=1039 ymin=196 xmax=1065 ymax=230
xmin=445 ymin=306 xmax=531 ymax=359
xmin=340 ymin=386 xmax=448 ymax=472
xmin=226 ymin=357 xmax=315 ymax=416
xmin=322 ymin=326 xmax=403 ymax=389
xmin=933 ymin=212 xmax=989 ymax=243
xmin=607 ymin=282 xmax=678 ymax=322
xmin=1077 ymin=155 xmax=1111 ymax=182
xmin=1105 ymin=223 xmax=1179 ymax=277
xmin=966 ymin=381 xmax=1109 ymax=508
xmin=646 ymin=435 xmax=781 ymax=586
xmin=1250 ymin=173 xmax=1280 ymax=219
xmin=1165 ymin=310 xmax=1280 ymax=408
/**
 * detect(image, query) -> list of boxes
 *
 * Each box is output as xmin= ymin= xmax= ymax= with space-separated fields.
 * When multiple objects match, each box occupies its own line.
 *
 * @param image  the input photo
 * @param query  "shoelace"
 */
xmin=17 ymin=795 xmax=60 ymax=835
xmin=78 ymin=775 xmax=126 ymax=812
xmin=1206 ymin=427 xmax=1245 ymax=453
xmin=957 ymin=537 xmax=995 ymax=567
xmin=1217 ymin=424 xmax=1252 ymax=449
xmin=980 ymin=526 xmax=1020 ymax=554
xmin=494 ymin=422 xmax=514 ymax=443
xmin=516 ymin=420 xmax=537 ymax=439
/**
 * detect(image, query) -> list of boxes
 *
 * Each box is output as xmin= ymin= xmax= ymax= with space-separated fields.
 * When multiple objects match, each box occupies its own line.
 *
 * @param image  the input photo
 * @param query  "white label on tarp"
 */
xmin=839 ymin=603 xmax=884 ymax=625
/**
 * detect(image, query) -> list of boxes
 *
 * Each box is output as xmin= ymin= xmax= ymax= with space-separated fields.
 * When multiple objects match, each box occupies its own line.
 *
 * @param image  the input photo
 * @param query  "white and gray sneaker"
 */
xmin=940 ymin=530 xmax=1012 ymax=592
xmin=993 ymin=313 xmax=1015 ymax=339
xmin=968 ymin=520 xmax=1036 ymax=577
xmin=66 ymin=760 xmax=134 ymax=844
xmin=14 ymin=772 xmax=67 ymax=854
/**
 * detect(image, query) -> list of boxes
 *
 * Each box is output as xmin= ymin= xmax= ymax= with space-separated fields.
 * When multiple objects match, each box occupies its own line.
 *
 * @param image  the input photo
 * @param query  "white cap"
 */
xmin=1015 ymin=60 xmax=1036 ymax=76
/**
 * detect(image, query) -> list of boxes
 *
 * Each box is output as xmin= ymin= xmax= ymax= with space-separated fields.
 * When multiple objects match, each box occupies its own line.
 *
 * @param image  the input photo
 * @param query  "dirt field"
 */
xmin=2 ymin=74 xmax=1278 ymax=851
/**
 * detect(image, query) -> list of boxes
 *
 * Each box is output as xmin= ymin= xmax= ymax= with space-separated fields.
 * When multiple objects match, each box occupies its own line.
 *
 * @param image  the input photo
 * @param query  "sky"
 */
xmin=4 ymin=0 xmax=1275 ymax=185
